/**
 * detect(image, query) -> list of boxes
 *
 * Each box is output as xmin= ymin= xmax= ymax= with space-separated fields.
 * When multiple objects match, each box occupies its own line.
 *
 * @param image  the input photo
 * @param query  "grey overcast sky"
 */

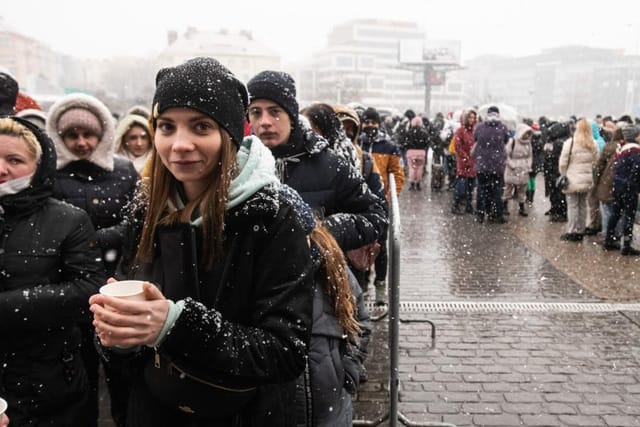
xmin=3 ymin=0 xmax=640 ymax=63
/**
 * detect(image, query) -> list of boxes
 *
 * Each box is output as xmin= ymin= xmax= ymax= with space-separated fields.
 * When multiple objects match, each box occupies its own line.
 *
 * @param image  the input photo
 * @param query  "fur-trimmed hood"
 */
xmin=114 ymin=113 xmax=151 ymax=154
xmin=46 ymin=93 xmax=116 ymax=171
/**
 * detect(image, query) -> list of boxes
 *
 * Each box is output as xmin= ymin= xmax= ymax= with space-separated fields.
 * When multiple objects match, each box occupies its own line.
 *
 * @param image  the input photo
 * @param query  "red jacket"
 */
xmin=454 ymin=125 xmax=476 ymax=177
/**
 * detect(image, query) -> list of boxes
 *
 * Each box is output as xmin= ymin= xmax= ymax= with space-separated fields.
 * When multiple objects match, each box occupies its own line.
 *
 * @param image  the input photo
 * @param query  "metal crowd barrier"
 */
xmin=353 ymin=174 xmax=455 ymax=427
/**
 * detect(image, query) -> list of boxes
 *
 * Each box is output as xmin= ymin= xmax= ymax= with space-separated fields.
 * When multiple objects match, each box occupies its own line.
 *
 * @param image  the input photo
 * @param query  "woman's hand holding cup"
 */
xmin=89 ymin=279 xmax=170 ymax=348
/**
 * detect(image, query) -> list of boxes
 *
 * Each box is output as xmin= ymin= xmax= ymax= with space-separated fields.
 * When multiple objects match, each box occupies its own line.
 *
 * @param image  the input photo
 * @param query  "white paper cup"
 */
xmin=0 ymin=397 xmax=7 ymax=417
xmin=99 ymin=280 xmax=146 ymax=303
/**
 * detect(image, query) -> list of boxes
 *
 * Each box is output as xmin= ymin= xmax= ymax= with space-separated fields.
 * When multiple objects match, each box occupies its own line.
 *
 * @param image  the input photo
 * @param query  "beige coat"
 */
xmin=558 ymin=137 xmax=597 ymax=193
xmin=504 ymin=123 xmax=533 ymax=185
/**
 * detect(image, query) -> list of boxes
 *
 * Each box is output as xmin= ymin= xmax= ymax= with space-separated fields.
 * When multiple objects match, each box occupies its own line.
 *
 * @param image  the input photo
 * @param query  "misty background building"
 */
xmin=1 ymin=15 xmax=639 ymax=119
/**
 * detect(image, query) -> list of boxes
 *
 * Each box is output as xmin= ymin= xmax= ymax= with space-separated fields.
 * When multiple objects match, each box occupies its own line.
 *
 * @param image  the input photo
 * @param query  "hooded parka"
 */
xmin=0 ymin=117 xmax=104 ymax=426
xmin=504 ymin=123 xmax=533 ymax=186
xmin=46 ymin=93 xmax=139 ymax=275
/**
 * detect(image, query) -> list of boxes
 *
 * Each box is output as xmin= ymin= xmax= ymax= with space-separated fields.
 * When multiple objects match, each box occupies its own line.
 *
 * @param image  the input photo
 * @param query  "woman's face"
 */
xmin=123 ymin=125 xmax=151 ymax=157
xmin=0 ymin=135 xmax=38 ymax=184
xmin=154 ymin=107 xmax=223 ymax=200
xmin=62 ymin=128 xmax=99 ymax=159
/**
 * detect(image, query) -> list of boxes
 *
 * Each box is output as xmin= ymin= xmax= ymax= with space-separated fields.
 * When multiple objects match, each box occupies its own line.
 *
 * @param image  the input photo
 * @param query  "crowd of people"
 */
xmin=369 ymin=101 xmax=639 ymax=256
xmin=0 ymin=57 xmax=639 ymax=427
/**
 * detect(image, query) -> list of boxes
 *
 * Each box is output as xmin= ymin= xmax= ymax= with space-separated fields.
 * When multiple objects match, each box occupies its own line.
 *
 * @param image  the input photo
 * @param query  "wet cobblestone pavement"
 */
xmin=353 ymin=175 xmax=640 ymax=427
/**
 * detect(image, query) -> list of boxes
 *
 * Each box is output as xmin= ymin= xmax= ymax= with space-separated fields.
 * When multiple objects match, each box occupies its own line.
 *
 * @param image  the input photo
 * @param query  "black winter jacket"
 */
xmin=0 ymin=118 xmax=105 ymax=426
xmin=399 ymin=126 xmax=430 ymax=151
xmin=114 ymin=183 xmax=314 ymax=427
xmin=271 ymin=124 xmax=387 ymax=251
xmin=53 ymin=157 xmax=138 ymax=274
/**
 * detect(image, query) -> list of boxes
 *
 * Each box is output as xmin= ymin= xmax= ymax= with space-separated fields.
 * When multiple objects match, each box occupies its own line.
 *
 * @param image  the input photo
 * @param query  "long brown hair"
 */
xmin=135 ymin=124 xmax=238 ymax=269
xmin=309 ymin=224 xmax=361 ymax=338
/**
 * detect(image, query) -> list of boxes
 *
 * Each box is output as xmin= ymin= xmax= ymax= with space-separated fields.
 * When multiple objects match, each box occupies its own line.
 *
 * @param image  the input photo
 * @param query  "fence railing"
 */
xmin=353 ymin=174 xmax=455 ymax=427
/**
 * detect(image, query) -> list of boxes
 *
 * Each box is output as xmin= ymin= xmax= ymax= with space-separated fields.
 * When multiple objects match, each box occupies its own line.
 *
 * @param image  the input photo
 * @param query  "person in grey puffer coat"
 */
xmin=502 ymin=123 xmax=533 ymax=217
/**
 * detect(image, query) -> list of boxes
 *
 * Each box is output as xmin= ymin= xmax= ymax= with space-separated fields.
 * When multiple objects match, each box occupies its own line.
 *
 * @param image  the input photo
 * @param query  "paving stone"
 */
xmin=521 ymin=414 xmax=563 ymax=426
xmin=444 ymin=382 xmax=482 ymax=393
xmin=427 ymin=402 xmax=460 ymax=414
xmin=482 ymin=382 xmax=518 ymax=393
xmin=577 ymin=403 xmax=620 ymax=415
xmin=504 ymin=392 xmax=544 ymax=403
xmin=461 ymin=402 xmax=501 ymax=414
xmin=584 ymin=393 xmax=624 ymax=404
xmin=443 ymin=413 xmax=474 ymax=426
xmin=473 ymin=413 xmax=522 ymax=426
xmin=557 ymin=415 xmax=606 ymax=426
xmin=601 ymin=415 xmax=640 ymax=426
xmin=501 ymin=403 xmax=544 ymax=414
xmin=439 ymin=392 xmax=481 ymax=403
xmin=545 ymin=392 xmax=584 ymax=403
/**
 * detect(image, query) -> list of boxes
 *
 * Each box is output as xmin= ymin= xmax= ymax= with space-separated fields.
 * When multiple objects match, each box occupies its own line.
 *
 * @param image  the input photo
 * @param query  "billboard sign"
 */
xmin=399 ymin=39 xmax=461 ymax=66
xmin=423 ymin=40 xmax=461 ymax=65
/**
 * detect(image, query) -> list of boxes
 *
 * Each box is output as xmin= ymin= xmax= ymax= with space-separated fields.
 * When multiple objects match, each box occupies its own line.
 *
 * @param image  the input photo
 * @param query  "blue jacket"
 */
xmin=613 ymin=142 xmax=640 ymax=194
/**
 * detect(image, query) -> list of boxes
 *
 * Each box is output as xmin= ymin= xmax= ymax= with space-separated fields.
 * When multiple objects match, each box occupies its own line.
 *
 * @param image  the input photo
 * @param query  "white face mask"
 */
xmin=0 ymin=173 xmax=35 ymax=197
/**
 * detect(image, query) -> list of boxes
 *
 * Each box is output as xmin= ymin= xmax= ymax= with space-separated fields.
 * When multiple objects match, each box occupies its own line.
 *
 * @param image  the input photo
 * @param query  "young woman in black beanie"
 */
xmin=89 ymin=57 xmax=314 ymax=427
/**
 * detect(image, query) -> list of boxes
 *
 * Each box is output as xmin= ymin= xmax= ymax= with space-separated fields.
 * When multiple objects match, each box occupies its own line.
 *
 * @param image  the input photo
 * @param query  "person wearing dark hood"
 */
xmin=471 ymin=106 xmax=509 ymax=223
xmin=247 ymin=71 xmax=387 ymax=297
xmin=602 ymin=125 xmax=640 ymax=255
xmin=0 ymin=116 xmax=104 ymax=425
xmin=543 ymin=121 xmax=570 ymax=222
xmin=90 ymin=57 xmax=314 ymax=426
xmin=0 ymin=71 xmax=19 ymax=117
xmin=46 ymin=93 xmax=139 ymax=426
xmin=301 ymin=102 xmax=359 ymax=170
xmin=358 ymin=107 xmax=405 ymax=199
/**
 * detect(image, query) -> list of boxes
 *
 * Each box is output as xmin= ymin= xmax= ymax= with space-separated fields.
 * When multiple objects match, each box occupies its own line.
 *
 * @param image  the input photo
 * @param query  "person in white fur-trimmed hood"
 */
xmin=46 ymin=92 xmax=139 ymax=427
xmin=115 ymin=112 xmax=152 ymax=174
xmin=46 ymin=93 xmax=138 ymax=274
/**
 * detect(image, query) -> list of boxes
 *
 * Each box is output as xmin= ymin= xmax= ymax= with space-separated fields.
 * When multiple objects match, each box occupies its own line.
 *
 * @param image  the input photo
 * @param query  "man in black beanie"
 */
xmin=246 ymin=69 xmax=387 ymax=282
xmin=0 ymin=71 xmax=19 ymax=116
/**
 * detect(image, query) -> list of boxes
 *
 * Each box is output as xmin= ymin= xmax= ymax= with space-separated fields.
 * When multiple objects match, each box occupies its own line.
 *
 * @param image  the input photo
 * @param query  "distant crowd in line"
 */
xmin=374 ymin=105 xmax=640 ymax=256
xmin=1 ymin=58 xmax=639 ymax=427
